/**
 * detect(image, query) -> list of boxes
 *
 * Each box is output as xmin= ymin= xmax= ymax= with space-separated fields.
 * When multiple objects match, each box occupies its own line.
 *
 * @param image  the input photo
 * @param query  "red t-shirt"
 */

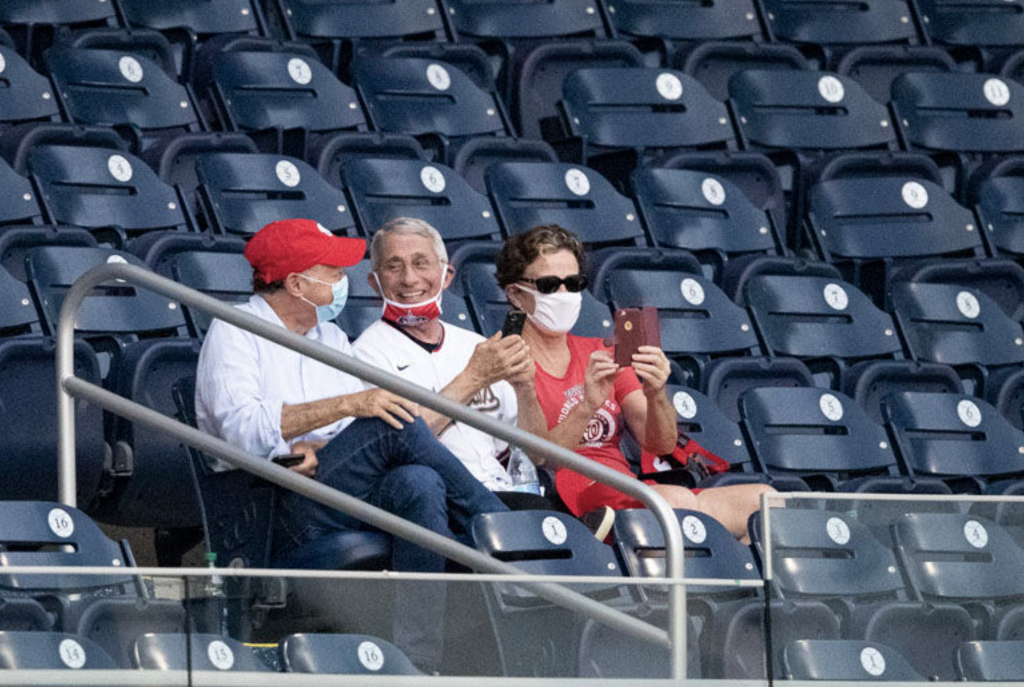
xmin=533 ymin=335 xmax=644 ymax=514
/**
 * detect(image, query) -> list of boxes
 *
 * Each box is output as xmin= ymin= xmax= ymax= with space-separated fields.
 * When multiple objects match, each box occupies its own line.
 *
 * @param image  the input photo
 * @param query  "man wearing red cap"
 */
xmin=195 ymin=219 xmax=507 ymax=672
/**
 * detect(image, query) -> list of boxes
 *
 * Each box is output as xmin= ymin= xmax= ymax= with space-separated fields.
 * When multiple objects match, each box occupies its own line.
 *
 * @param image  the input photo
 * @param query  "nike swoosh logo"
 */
xmin=397 ymin=364 xmax=410 ymax=371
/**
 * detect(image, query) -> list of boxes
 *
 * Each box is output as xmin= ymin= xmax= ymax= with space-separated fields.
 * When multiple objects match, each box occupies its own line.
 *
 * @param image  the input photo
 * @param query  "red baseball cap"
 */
xmin=244 ymin=219 xmax=365 ymax=283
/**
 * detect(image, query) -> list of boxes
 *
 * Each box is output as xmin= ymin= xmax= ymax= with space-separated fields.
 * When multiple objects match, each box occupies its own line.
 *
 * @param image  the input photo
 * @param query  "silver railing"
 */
xmin=54 ymin=263 xmax=688 ymax=679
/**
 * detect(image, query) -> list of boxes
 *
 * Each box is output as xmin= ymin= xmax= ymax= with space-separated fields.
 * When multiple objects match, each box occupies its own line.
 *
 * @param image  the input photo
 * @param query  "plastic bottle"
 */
xmin=205 ymin=551 xmax=229 ymax=636
xmin=507 ymin=446 xmax=542 ymax=495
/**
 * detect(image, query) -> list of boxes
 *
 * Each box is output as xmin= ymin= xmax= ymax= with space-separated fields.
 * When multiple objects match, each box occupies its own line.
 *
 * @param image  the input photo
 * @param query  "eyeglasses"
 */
xmin=519 ymin=274 xmax=589 ymax=294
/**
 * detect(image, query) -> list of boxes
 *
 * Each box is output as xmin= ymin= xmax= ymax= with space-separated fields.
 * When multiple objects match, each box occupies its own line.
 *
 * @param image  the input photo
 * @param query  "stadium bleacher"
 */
xmin=2 ymin=0 xmax=1024 ymax=681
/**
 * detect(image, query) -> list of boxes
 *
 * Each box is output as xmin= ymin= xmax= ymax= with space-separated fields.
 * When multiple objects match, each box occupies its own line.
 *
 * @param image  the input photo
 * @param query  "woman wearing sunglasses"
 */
xmin=498 ymin=225 xmax=772 ymax=541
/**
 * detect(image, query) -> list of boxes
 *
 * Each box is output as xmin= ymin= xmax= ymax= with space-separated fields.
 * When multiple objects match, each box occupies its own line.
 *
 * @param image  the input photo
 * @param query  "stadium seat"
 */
xmin=841 ymin=359 xmax=963 ymax=424
xmin=883 ymin=392 xmax=1024 ymax=494
xmin=341 ymin=158 xmax=501 ymax=242
xmin=703 ymin=355 xmax=815 ymax=423
xmin=195 ymin=152 xmax=357 ymax=237
xmin=22 ymin=139 xmax=192 ymax=246
xmin=743 ymin=272 xmax=903 ymax=387
xmin=0 ymin=631 xmax=119 ymax=670
xmin=45 ymin=45 xmax=202 ymax=151
xmin=894 ymin=513 xmax=1024 ymax=638
xmin=0 ymin=45 xmax=61 ymax=130
xmin=134 ymin=632 xmax=271 ymax=671
xmin=281 ymin=633 xmax=420 ymax=674
xmin=265 ymin=0 xmax=450 ymax=76
xmin=353 ymin=56 xmax=511 ymax=163
xmin=200 ymin=41 xmax=367 ymax=157
xmin=451 ymin=137 xmax=559 ymax=195
xmin=632 ymin=166 xmax=781 ymax=272
xmin=469 ymin=510 xmax=630 ymax=676
xmin=677 ymin=41 xmax=809 ymax=103
xmin=740 ymin=387 xmax=939 ymax=492
xmin=890 ymin=282 xmax=1024 ymax=393
xmin=607 ymin=0 xmax=763 ymax=48
xmin=0 ymin=0 xmax=120 ymax=65
xmin=758 ymin=0 xmax=918 ymax=67
xmin=593 ymin=252 xmax=759 ymax=386
xmin=486 ymin=161 xmax=647 ymax=248
xmin=891 ymin=257 xmax=1024 ymax=322
xmin=445 ymin=0 xmax=607 ymax=41
xmin=76 ymin=597 xmax=187 ymax=668
xmin=454 ymin=244 xmax=614 ymax=339
xmin=915 ymin=0 xmax=1024 ymax=71
xmin=136 ymin=232 xmax=250 ymax=339
xmin=972 ymin=156 xmax=1024 ymax=260
xmin=750 ymin=507 xmax=977 ymax=680
xmin=0 ymin=156 xmax=43 ymax=228
xmin=957 ymin=640 xmax=1024 ymax=680
xmin=836 ymin=45 xmax=956 ymax=105
xmin=781 ymin=639 xmax=925 ymax=681
xmin=552 ymin=68 xmax=735 ymax=182
xmin=804 ymin=174 xmax=984 ymax=303
xmin=313 ymin=132 xmax=428 ymax=192
xmin=510 ymin=41 xmax=643 ymax=141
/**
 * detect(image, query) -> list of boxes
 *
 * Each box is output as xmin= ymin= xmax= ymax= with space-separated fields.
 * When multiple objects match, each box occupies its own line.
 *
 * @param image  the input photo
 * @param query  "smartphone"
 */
xmin=501 ymin=309 xmax=527 ymax=337
xmin=272 ymin=453 xmax=305 ymax=468
xmin=614 ymin=307 xmax=661 ymax=367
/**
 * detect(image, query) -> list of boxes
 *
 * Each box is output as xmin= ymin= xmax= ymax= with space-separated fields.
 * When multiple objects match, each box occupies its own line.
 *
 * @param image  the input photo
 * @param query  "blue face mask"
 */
xmin=299 ymin=273 xmax=349 ymax=323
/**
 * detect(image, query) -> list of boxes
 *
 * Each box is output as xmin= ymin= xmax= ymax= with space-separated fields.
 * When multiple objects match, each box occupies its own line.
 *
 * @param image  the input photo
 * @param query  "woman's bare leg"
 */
xmin=648 ymin=483 xmax=776 ymax=543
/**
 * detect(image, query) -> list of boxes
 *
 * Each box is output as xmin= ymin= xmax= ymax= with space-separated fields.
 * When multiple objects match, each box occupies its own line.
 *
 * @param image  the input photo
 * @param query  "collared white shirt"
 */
xmin=196 ymin=294 xmax=364 ymax=469
xmin=353 ymin=319 xmax=517 ymax=491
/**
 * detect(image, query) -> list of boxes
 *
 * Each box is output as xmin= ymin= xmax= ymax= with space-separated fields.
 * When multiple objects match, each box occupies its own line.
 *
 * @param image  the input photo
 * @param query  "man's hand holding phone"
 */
xmin=278 ymin=440 xmax=321 ymax=477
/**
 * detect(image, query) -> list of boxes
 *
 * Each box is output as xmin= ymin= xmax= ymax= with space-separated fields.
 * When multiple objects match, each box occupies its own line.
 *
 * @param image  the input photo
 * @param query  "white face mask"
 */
xmin=519 ymin=285 xmax=582 ymax=333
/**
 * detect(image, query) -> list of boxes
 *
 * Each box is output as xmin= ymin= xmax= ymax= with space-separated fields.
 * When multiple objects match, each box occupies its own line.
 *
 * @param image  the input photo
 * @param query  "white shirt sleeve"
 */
xmin=196 ymin=319 xmax=291 ymax=459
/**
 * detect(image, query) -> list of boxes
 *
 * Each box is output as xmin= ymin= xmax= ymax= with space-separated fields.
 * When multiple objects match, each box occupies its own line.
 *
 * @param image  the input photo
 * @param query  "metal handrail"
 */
xmin=55 ymin=263 xmax=687 ymax=678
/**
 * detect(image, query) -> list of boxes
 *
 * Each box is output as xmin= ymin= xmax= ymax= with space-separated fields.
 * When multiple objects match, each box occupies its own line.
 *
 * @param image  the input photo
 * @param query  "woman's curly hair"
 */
xmin=495 ymin=225 xmax=586 ymax=288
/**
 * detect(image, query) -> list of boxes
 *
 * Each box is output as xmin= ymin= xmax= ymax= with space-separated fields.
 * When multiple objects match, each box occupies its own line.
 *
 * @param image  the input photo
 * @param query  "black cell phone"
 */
xmin=501 ymin=310 xmax=527 ymax=337
xmin=272 ymin=453 xmax=305 ymax=468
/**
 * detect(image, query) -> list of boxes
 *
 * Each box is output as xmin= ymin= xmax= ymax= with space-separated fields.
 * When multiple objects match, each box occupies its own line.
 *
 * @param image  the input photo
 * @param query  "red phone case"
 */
xmin=614 ymin=307 xmax=661 ymax=367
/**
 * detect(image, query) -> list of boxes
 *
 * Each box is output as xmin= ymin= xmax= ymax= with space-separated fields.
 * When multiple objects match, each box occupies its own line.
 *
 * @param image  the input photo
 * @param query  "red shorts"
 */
xmin=557 ymin=469 xmax=703 ymax=516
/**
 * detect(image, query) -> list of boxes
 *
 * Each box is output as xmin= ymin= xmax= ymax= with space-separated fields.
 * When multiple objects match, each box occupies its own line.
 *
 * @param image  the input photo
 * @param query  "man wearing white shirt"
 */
xmin=353 ymin=218 xmax=550 ymax=507
xmin=195 ymin=218 xmax=506 ymax=672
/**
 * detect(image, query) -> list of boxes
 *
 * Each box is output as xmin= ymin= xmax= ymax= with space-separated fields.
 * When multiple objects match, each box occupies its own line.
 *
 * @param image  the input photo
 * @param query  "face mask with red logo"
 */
xmin=373 ymin=265 xmax=446 ymax=326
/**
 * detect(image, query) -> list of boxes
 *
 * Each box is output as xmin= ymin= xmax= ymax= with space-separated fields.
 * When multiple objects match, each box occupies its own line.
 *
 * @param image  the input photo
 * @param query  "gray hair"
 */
xmin=369 ymin=217 xmax=448 ymax=271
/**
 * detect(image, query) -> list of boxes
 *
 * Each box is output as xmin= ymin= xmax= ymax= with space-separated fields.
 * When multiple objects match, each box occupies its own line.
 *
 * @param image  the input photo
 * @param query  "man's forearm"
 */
xmin=419 ymin=369 xmax=486 ymax=434
xmin=281 ymin=394 xmax=352 ymax=441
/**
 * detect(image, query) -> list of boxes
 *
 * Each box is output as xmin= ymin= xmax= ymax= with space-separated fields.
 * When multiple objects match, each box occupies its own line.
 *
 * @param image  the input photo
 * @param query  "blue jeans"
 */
xmin=272 ymin=417 xmax=507 ymax=670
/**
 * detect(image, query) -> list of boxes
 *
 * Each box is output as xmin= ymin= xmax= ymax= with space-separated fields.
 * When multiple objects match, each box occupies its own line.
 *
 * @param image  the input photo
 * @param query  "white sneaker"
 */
xmin=591 ymin=505 xmax=616 ymax=542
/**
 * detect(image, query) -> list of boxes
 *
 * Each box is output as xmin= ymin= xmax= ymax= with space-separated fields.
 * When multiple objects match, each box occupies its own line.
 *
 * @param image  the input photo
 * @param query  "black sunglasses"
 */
xmin=519 ymin=274 xmax=589 ymax=294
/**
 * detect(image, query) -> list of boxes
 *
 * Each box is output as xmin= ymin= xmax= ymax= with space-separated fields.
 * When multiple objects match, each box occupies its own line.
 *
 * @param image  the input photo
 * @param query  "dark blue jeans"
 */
xmin=272 ymin=417 xmax=507 ymax=670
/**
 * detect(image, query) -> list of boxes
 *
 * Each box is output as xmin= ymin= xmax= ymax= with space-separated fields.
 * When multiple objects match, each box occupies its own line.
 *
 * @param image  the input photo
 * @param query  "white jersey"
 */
xmin=354 ymin=320 xmax=517 ymax=491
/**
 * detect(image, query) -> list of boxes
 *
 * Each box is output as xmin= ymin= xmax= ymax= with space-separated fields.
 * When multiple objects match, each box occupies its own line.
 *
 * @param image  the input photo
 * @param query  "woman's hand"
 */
xmin=632 ymin=346 xmax=671 ymax=397
xmin=583 ymin=349 xmax=619 ymax=411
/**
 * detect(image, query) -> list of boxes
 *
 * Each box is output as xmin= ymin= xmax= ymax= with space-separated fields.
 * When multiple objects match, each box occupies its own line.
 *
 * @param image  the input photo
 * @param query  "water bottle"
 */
xmin=205 ymin=551 xmax=229 ymax=636
xmin=507 ymin=446 xmax=542 ymax=495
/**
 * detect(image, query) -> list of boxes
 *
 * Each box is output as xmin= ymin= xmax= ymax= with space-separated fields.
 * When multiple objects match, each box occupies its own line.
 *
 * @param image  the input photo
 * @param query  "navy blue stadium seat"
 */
xmin=281 ymin=633 xmax=419 ymax=674
xmin=313 ymin=132 xmax=428 ymax=192
xmin=836 ymin=45 xmax=956 ymax=105
xmin=703 ymin=355 xmax=815 ymax=423
xmin=957 ymin=640 xmax=1024 ymax=680
xmin=342 ymin=158 xmax=501 ymax=242
xmin=744 ymin=272 xmax=903 ymax=386
xmin=445 ymin=0 xmax=608 ymax=41
xmin=730 ymin=69 xmax=897 ymax=153
xmin=0 ymin=599 xmax=53 ymax=632
xmin=841 ymin=359 xmax=963 ymax=424
xmin=632 ymin=166 xmax=781 ymax=271
xmin=454 ymin=243 xmax=614 ymax=339
xmin=76 ymin=598 xmax=186 ymax=668
xmin=805 ymin=174 xmax=984 ymax=303
xmin=201 ymin=42 xmax=367 ymax=156
xmin=973 ymin=156 xmax=1024 ymax=260
xmin=23 ymin=141 xmax=191 ymax=246
xmin=121 ymin=0 xmax=264 ymax=39
xmin=136 ymin=232 xmax=250 ymax=339
xmin=196 ymin=152 xmax=357 ymax=237
xmin=677 ymin=42 xmax=810 ymax=103
xmin=891 ymin=282 xmax=1024 ymax=392
xmin=0 ymin=45 xmax=61 ymax=130
xmin=353 ymin=56 xmax=511 ymax=162
xmin=469 ymin=510 xmax=630 ymax=676
xmin=451 ymin=137 xmax=559 ymax=195
xmin=750 ymin=507 xmax=977 ymax=681
xmin=486 ymin=161 xmax=647 ymax=248
xmin=265 ymin=0 xmax=450 ymax=76
xmin=892 ymin=73 xmax=1024 ymax=194
xmin=740 ymin=387 xmax=938 ymax=492
xmin=46 ymin=46 xmax=202 ymax=151
xmin=553 ymin=68 xmax=735 ymax=180
xmin=0 ymin=631 xmax=118 ymax=670
xmin=511 ymin=41 xmax=643 ymax=141
xmin=593 ymin=252 xmax=759 ymax=386
xmin=782 ymin=640 xmax=925 ymax=681
xmin=915 ymin=0 xmax=1024 ymax=71
xmin=759 ymin=0 xmax=918 ymax=67
xmin=883 ymin=392 xmax=1024 ymax=494
xmin=134 ymin=632 xmax=271 ymax=671
xmin=890 ymin=257 xmax=1024 ymax=322
xmin=0 ymin=0 xmax=120 ymax=64
xmin=607 ymin=0 xmax=763 ymax=47
xmin=894 ymin=513 xmax=1024 ymax=639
